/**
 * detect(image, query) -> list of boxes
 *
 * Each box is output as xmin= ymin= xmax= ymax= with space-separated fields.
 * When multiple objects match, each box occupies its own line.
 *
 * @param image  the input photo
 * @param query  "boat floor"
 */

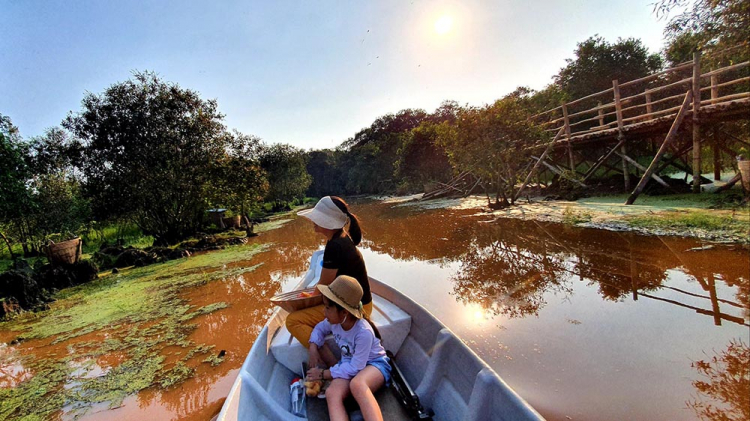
xmin=306 ymin=386 xmax=412 ymax=421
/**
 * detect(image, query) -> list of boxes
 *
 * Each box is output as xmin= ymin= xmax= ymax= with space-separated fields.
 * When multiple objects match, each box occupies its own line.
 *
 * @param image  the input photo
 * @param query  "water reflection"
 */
xmin=357 ymin=202 xmax=749 ymax=327
xmin=689 ymin=339 xmax=750 ymax=421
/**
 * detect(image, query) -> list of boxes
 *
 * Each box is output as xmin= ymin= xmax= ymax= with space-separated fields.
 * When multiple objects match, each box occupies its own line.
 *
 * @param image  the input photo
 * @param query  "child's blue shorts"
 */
xmin=367 ymin=355 xmax=392 ymax=386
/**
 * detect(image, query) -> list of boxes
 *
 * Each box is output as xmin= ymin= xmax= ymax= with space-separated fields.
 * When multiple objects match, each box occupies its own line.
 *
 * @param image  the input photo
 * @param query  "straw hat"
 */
xmin=297 ymin=196 xmax=348 ymax=230
xmin=317 ymin=275 xmax=363 ymax=319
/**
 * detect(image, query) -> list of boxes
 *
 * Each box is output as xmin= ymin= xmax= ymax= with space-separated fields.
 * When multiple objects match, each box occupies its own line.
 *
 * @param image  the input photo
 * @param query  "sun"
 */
xmin=434 ymin=15 xmax=453 ymax=34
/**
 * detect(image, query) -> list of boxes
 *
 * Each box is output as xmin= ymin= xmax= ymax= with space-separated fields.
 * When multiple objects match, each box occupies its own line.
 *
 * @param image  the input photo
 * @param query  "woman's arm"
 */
xmin=317 ymin=267 xmax=338 ymax=286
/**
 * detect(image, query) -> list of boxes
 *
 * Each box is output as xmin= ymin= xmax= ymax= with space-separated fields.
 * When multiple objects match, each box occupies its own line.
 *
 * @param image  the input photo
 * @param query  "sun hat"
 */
xmin=297 ymin=196 xmax=348 ymax=230
xmin=317 ymin=275 xmax=363 ymax=319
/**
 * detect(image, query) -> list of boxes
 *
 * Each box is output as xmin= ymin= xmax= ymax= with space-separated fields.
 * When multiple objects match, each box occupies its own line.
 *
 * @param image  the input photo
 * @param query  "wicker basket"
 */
xmin=46 ymin=237 xmax=82 ymax=265
xmin=270 ymin=287 xmax=323 ymax=312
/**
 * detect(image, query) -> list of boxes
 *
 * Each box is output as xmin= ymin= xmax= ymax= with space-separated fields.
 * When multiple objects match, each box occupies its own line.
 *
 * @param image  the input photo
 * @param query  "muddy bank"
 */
xmin=387 ymin=192 xmax=750 ymax=243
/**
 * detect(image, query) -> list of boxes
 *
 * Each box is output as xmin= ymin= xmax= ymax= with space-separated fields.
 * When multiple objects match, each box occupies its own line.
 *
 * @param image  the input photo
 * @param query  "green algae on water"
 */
xmin=0 ymin=243 xmax=267 ymax=420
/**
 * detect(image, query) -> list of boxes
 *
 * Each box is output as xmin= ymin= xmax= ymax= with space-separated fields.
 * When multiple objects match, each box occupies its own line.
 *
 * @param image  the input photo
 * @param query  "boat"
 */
xmin=216 ymin=250 xmax=544 ymax=421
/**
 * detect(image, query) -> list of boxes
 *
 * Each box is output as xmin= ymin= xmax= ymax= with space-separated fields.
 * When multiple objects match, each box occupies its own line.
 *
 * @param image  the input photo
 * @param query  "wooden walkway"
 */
xmin=522 ymin=44 xmax=749 ymax=204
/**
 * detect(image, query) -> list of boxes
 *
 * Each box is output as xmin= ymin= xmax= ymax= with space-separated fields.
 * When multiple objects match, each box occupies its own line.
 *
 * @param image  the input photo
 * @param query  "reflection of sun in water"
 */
xmin=434 ymin=15 xmax=453 ymax=34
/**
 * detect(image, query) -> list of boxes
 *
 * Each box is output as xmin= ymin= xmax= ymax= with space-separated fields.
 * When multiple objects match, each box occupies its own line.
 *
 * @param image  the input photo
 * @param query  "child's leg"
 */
xmin=319 ymin=343 xmax=338 ymax=367
xmin=325 ymin=378 xmax=351 ymax=421
xmin=350 ymin=366 xmax=385 ymax=421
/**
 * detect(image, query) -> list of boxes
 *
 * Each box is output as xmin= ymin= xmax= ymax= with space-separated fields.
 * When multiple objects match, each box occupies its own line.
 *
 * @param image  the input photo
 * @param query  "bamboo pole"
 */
xmin=645 ymin=91 xmax=653 ymax=120
xmin=514 ymin=127 xmax=565 ymax=201
xmin=626 ymin=90 xmax=693 ymax=205
xmin=692 ymin=51 xmax=702 ymax=193
xmin=532 ymin=157 xmax=587 ymax=187
xmin=597 ymin=101 xmax=604 ymax=126
xmin=615 ymin=152 xmax=670 ymax=187
xmin=562 ymin=102 xmax=575 ymax=170
xmin=711 ymin=75 xmax=721 ymax=181
xmin=613 ymin=79 xmax=629 ymax=190
xmin=583 ymin=137 xmax=627 ymax=181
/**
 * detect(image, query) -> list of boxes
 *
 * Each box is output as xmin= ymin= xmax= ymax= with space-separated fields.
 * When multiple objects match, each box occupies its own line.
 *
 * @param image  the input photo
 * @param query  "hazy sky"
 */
xmin=1 ymin=1 xmax=669 ymax=150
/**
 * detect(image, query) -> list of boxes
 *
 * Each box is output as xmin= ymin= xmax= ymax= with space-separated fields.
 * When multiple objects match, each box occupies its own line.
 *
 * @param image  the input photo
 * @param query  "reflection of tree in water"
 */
xmin=450 ymin=224 xmax=573 ymax=318
xmin=688 ymin=339 xmax=750 ymax=421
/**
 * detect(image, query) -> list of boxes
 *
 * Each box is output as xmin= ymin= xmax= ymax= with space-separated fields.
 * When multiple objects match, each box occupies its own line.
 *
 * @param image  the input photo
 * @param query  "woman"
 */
xmin=286 ymin=196 xmax=372 ymax=349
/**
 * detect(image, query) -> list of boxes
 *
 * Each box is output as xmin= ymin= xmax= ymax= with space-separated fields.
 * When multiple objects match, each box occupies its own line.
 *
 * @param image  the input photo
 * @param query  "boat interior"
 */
xmin=233 ymin=251 xmax=542 ymax=421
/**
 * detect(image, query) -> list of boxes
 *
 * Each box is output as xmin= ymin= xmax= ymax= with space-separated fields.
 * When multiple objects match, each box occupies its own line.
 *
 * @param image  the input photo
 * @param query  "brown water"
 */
xmin=4 ymin=199 xmax=749 ymax=420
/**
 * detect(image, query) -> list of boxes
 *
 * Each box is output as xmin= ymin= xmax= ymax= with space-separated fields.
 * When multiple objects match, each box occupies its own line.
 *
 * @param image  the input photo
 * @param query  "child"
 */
xmin=305 ymin=275 xmax=391 ymax=421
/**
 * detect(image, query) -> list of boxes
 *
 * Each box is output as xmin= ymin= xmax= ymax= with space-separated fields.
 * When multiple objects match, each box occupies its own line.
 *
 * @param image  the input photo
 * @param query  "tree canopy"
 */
xmin=554 ymin=36 xmax=663 ymax=99
xmin=63 ymin=71 xmax=258 ymax=244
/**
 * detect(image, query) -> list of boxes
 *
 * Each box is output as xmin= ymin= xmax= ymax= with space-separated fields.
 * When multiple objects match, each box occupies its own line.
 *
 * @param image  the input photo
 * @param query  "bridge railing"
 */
xmin=530 ymin=43 xmax=750 ymax=145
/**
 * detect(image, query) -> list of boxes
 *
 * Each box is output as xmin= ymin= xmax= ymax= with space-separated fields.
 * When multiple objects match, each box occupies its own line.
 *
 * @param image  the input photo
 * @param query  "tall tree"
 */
xmin=259 ymin=143 xmax=311 ymax=209
xmin=306 ymin=149 xmax=345 ymax=197
xmin=209 ymin=131 xmax=268 ymax=222
xmin=64 ymin=71 xmax=231 ymax=244
xmin=656 ymin=0 xmax=749 ymax=65
xmin=0 ymin=115 xmax=33 ymax=258
xmin=554 ymin=36 xmax=663 ymax=100
xmin=436 ymin=92 xmax=545 ymax=207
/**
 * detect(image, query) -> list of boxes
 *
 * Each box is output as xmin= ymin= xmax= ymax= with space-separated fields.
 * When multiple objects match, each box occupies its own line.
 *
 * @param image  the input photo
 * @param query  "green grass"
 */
xmin=562 ymin=207 xmax=593 ymax=225
xmin=626 ymin=209 xmax=750 ymax=240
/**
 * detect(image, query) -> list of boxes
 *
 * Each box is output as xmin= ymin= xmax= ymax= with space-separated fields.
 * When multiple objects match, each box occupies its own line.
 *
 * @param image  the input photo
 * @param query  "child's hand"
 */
xmin=306 ymin=367 xmax=323 ymax=380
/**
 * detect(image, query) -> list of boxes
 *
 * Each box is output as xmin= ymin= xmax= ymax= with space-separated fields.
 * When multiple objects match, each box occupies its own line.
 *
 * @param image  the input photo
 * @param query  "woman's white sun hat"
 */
xmin=297 ymin=196 xmax=348 ymax=230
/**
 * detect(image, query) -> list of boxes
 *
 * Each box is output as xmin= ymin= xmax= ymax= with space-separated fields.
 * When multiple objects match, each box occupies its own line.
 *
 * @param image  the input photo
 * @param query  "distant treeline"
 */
xmin=1 ymin=0 xmax=746 ymax=252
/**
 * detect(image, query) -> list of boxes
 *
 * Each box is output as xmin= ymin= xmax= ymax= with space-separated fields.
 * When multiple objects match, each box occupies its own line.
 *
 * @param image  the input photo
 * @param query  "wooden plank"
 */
xmin=626 ymin=90 xmax=693 ymax=205
xmin=615 ymin=152 xmax=670 ymax=187
xmin=513 ymin=127 xmax=565 ymax=201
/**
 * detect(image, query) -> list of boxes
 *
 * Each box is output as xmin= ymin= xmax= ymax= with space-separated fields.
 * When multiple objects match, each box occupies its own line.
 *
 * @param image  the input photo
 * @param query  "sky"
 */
xmin=1 ymin=0 xmax=670 ymax=150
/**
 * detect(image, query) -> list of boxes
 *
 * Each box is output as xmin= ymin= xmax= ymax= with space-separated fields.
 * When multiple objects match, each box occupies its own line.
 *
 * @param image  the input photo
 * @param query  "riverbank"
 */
xmin=386 ymin=191 xmax=750 ymax=243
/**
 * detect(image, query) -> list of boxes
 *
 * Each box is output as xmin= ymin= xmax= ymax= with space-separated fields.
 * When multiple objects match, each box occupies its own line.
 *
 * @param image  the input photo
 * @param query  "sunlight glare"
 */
xmin=434 ymin=15 xmax=453 ymax=34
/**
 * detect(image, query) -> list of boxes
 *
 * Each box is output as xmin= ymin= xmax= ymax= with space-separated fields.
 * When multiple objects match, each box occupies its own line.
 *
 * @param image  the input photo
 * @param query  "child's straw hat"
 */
xmin=317 ymin=275 xmax=363 ymax=319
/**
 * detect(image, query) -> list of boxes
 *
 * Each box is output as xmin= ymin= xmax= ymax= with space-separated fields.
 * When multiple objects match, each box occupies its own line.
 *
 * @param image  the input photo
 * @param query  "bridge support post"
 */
xmin=626 ymin=91 xmax=693 ymax=205
xmin=613 ymin=80 xmax=629 ymax=191
xmin=692 ymin=51 xmax=702 ymax=192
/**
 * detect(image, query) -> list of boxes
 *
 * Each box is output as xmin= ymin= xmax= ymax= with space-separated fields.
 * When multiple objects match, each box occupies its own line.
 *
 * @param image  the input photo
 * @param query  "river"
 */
xmin=2 ymin=198 xmax=748 ymax=420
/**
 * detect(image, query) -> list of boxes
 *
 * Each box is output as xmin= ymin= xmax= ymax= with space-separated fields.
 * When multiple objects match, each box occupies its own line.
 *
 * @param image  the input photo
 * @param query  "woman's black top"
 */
xmin=322 ymin=233 xmax=371 ymax=305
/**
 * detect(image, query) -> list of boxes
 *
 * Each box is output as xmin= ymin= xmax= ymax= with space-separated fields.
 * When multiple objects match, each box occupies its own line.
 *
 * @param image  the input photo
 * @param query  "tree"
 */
xmin=0 ymin=115 xmax=33 ymax=258
xmin=209 ymin=131 xmax=269 ymax=221
xmin=656 ymin=0 xmax=749 ymax=65
xmin=341 ymin=108 xmax=430 ymax=194
xmin=436 ymin=92 xmax=545 ymax=207
xmin=554 ymin=36 xmax=663 ymax=100
xmin=259 ymin=143 xmax=311 ymax=209
xmin=394 ymin=123 xmax=452 ymax=192
xmin=64 ymin=71 xmax=230 ymax=245
xmin=306 ymin=149 xmax=346 ymax=197
xmin=27 ymin=127 xmax=90 ymax=242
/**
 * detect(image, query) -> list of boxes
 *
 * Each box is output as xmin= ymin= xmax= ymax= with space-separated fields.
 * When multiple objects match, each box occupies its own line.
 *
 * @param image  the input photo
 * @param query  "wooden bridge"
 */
xmin=518 ymin=44 xmax=750 ymax=204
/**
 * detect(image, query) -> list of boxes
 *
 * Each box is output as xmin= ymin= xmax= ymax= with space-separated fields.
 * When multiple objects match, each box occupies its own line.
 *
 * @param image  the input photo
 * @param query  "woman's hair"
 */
xmin=329 ymin=196 xmax=362 ymax=245
xmin=324 ymin=296 xmax=381 ymax=340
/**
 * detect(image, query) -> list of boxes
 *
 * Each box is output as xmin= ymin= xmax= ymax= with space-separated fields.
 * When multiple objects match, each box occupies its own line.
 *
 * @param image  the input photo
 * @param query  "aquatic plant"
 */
xmin=0 ymin=243 xmax=267 ymax=420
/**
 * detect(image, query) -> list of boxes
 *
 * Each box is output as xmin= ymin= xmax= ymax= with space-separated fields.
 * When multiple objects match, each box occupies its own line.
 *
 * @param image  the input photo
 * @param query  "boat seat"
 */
xmin=270 ymin=294 xmax=412 ymax=375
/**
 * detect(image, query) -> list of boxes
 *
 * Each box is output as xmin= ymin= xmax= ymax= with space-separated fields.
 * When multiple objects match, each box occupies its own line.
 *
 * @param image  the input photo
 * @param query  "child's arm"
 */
xmin=308 ymin=319 xmax=332 ymax=369
xmin=329 ymin=328 xmax=373 ymax=379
